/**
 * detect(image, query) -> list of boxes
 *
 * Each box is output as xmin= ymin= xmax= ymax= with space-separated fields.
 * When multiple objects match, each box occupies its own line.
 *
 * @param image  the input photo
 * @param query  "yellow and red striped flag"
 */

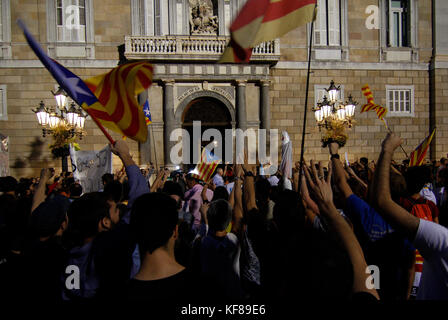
xmin=83 ymin=62 xmax=153 ymax=142
xmin=361 ymin=84 xmax=388 ymax=120
xmin=409 ymin=128 xmax=436 ymax=167
xmin=191 ymin=148 xmax=221 ymax=182
xmin=220 ymin=0 xmax=317 ymax=63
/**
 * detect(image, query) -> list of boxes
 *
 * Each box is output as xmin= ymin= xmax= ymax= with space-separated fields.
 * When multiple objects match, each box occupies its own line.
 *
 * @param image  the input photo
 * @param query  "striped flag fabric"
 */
xmin=83 ymin=62 xmax=153 ymax=142
xmin=191 ymin=148 xmax=221 ymax=182
xmin=18 ymin=20 xmax=152 ymax=143
xmin=142 ymin=100 xmax=152 ymax=125
xmin=220 ymin=0 xmax=316 ymax=63
xmin=409 ymin=128 xmax=436 ymax=167
xmin=361 ymin=84 xmax=388 ymax=120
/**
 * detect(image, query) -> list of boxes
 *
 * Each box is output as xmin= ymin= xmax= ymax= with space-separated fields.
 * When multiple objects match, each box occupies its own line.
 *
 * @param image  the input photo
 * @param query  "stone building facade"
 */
xmin=0 ymin=0 xmax=446 ymax=177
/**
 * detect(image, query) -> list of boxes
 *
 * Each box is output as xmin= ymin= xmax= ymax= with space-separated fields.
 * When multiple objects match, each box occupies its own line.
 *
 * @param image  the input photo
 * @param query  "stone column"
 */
xmin=260 ymin=80 xmax=271 ymax=131
xmin=235 ymin=80 xmax=247 ymax=131
xmin=138 ymin=90 xmax=151 ymax=164
xmin=163 ymin=79 xmax=176 ymax=166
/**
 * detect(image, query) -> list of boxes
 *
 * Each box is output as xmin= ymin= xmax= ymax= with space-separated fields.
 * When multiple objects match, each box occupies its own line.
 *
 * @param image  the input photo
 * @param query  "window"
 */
xmin=56 ymin=0 xmax=86 ymax=42
xmin=387 ymin=0 xmax=409 ymax=47
xmin=47 ymin=0 xmax=94 ymax=58
xmin=314 ymin=0 xmax=341 ymax=46
xmin=0 ymin=85 xmax=7 ymax=120
xmin=314 ymin=84 xmax=344 ymax=107
xmin=0 ymin=0 xmax=11 ymax=59
xmin=0 ymin=2 xmax=3 ymax=42
xmin=386 ymin=85 xmax=414 ymax=117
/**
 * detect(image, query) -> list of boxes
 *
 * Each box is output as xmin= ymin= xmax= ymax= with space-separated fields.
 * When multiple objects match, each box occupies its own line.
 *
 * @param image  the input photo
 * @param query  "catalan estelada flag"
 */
xmin=220 ymin=0 xmax=316 ymax=63
xmin=361 ymin=84 xmax=388 ymax=120
xmin=142 ymin=100 xmax=152 ymax=125
xmin=18 ymin=20 xmax=152 ymax=143
xmin=409 ymin=128 xmax=436 ymax=167
xmin=191 ymin=148 xmax=221 ymax=182
xmin=83 ymin=62 xmax=153 ymax=142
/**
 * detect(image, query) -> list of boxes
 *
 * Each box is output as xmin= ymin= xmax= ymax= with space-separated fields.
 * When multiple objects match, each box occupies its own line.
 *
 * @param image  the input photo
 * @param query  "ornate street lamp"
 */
xmin=312 ymin=81 xmax=357 ymax=147
xmin=32 ymin=87 xmax=87 ymax=171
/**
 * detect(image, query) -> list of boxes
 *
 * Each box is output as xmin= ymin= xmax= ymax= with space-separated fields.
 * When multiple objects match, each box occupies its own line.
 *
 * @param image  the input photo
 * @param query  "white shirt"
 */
xmin=420 ymin=184 xmax=437 ymax=205
xmin=212 ymin=173 xmax=224 ymax=187
xmin=268 ymin=175 xmax=279 ymax=186
xmin=414 ymin=219 xmax=448 ymax=300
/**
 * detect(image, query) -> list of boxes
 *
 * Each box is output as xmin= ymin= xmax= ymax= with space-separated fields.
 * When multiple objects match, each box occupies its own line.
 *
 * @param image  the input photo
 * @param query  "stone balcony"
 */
xmin=124 ymin=35 xmax=281 ymax=64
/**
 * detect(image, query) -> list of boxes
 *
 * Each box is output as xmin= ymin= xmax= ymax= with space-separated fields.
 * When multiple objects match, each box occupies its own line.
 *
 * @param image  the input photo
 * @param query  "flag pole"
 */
xmin=298 ymin=4 xmax=317 ymax=194
xmin=150 ymin=124 xmax=158 ymax=170
xmin=85 ymin=109 xmax=115 ymax=145
xmin=382 ymin=118 xmax=409 ymax=158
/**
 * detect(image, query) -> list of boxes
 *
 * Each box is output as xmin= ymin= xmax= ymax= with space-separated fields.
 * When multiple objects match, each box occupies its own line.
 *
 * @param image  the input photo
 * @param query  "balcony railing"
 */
xmin=124 ymin=35 xmax=280 ymax=63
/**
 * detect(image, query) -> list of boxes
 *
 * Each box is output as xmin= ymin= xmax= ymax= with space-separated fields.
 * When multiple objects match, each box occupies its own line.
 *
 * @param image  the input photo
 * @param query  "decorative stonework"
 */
xmin=189 ymin=0 xmax=218 ymax=35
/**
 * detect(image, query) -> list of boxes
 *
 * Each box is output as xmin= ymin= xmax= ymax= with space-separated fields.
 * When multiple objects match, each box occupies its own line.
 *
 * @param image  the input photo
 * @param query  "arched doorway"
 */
xmin=182 ymin=97 xmax=232 ymax=169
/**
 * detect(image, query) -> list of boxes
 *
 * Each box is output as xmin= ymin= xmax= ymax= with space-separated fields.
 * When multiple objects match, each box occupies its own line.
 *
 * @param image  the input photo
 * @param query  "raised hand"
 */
xmin=303 ymin=160 xmax=333 ymax=206
xmin=381 ymin=132 xmax=404 ymax=153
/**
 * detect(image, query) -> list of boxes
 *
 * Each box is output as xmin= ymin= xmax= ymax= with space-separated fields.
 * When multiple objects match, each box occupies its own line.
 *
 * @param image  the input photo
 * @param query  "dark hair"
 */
xmin=185 ymin=174 xmax=199 ymax=183
xmin=101 ymin=173 xmax=114 ymax=186
xmin=104 ymin=180 xmax=123 ymax=203
xmin=69 ymin=183 xmax=83 ymax=198
xmin=162 ymin=181 xmax=184 ymax=200
xmin=207 ymin=199 xmax=232 ymax=232
xmin=255 ymin=178 xmax=271 ymax=202
xmin=131 ymin=193 xmax=178 ymax=254
xmin=0 ymin=176 xmax=18 ymax=193
xmin=390 ymin=170 xmax=407 ymax=201
xmin=273 ymin=190 xmax=304 ymax=234
xmin=404 ymin=166 xmax=431 ymax=196
xmin=360 ymin=157 xmax=368 ymax=166
xmin=439 ymin=168 xmax=448 ymax=187
xmin=212 ymin=186 xmax=229 ymax=202
xmin=66 ymin=192 xmax=111 ymax=246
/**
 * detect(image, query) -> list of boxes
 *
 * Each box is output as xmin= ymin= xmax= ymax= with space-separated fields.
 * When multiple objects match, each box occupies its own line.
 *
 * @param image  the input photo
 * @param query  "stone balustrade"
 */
xmin=124 ymin=35 xmax=280 ymax=62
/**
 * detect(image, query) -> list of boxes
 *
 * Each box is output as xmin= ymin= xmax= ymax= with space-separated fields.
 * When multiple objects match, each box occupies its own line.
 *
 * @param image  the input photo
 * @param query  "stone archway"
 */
xmin=175 ymin=90 xmax=236 ymax=125
xmin=181 ymin=95 xmax=232 ymax=168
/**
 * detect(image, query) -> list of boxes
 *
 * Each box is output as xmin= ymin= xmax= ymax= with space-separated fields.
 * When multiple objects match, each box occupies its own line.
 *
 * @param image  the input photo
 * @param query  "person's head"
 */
xmin=216 ymin=168 xmax=223 ymax=177
xmin=16 ymin=178 xmax=33 ymax=198
xmin=162 ymin=181 xmax=184 ymax=210
xmin=31 ymin=194 xmax=70 ymax=239
xmin=212 ymin=186 xmax=229 ymax=202
xmin=207 ymin=199 xmax=232 ymax=232
xmin=131 ymin=193 xmax=179 ymax=255
xmin=360 ymin=157 xmax=368 ymax=167
xmin=69 ymin=183 xmax=83 ymax=199
xmin=185 ymin=174 xmax=199 ymax=189
xmin=438 ymin=168 xmax=448 ymax=188
xmin=390 ymin=169 xmax=407 ymax=202
xmin=66 ymin=192 xmax=118 ymax=246
xmin=273 ymin=190 xmax=305 ymax=234
xmin=404 ymin=166 xmax=431 ymax=196
xmin=255 ymin=178 xmax=271 ymax=203
xmin=101 ymin=173 xmax=114 ymax=187
xmin=0 ymin=176 xmax=18 ymax=195
xmin=104 ymin=180 xmax=123 ymax=203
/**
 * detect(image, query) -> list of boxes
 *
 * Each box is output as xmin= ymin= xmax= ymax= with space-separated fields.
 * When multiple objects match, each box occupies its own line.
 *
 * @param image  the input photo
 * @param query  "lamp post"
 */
xmin=312 ymin=81 xmax=357 ymax=147
xmin=32 ymin=87 xmax=87 ymax=172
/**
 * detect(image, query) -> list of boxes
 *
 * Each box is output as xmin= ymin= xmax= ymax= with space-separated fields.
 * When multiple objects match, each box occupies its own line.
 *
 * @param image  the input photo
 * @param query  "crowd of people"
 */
xmin=0 ymin=133 xmax=447 ymax=303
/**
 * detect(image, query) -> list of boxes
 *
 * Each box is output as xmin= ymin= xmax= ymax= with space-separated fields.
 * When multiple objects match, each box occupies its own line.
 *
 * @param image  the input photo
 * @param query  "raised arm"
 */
xmin=372 ymin=133 xmax=420 ymax=240
xmin=231 ymin=164 xmax=244 ymax=239
xmin=329 ymin=143 xmax=353 ymax=199
xmin=31 ymin=168 xmax=53 ymax=213
xmin=110 ymin=141 xmax=149 ymax=215
xmin=304 ymin=160 xmax=379 ymax=299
